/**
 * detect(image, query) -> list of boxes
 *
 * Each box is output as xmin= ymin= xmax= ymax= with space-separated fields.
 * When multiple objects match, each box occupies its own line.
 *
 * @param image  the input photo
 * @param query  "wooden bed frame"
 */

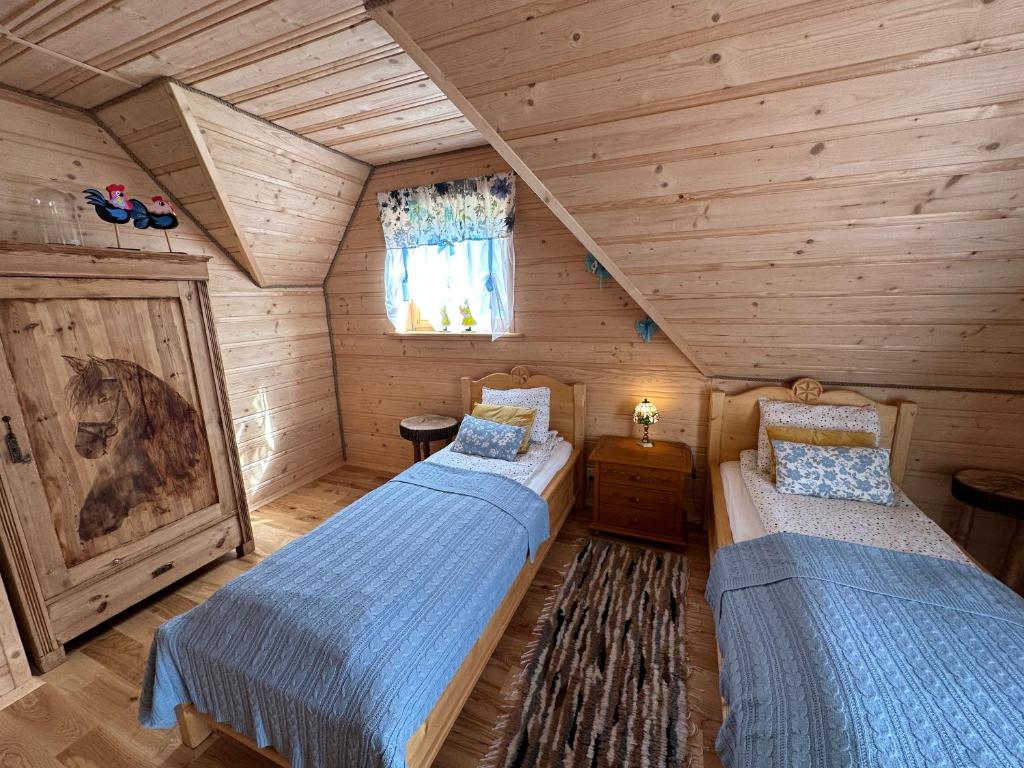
xmin=706 ymin=378 xmax=917 ymax=558
xmin=703 ymin=377 xmax=918 ymax=724
xmin=175 ymin=365 xmax=586 ymax=768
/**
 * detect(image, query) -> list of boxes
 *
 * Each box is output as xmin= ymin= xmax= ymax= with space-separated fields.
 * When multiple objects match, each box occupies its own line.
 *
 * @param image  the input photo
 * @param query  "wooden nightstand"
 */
xmin=589 ymin=436 xmax=691 ymax=548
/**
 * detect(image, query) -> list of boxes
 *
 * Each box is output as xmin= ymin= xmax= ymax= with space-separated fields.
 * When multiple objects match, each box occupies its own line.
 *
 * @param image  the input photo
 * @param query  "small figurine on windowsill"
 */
xmin=439 ymin=306 xmax=451 ymax=332
xmin=459 ymin=301 xmax=476 ymax=332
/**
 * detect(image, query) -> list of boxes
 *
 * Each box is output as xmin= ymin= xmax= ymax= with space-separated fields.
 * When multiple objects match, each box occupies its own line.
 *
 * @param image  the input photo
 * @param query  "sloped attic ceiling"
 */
xmin=369 ymin=0 xmax=1024 ymax=391
xmin=0 ymin=0 xmax=484 ymax=164
xmin=96 ymin=81 xmax=369 ymax=287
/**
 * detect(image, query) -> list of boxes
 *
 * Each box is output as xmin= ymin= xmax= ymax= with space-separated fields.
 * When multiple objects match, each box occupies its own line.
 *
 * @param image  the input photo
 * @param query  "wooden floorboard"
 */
xmin=1 ymin=465 xmax=723 ymax=768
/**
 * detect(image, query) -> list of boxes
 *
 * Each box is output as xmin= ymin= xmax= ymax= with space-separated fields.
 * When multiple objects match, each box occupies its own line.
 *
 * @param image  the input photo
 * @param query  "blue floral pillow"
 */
xmin=450 ymin=415 xmax=526 ymax=462
xmin=772 ymin=440 xmax=896 ymax=505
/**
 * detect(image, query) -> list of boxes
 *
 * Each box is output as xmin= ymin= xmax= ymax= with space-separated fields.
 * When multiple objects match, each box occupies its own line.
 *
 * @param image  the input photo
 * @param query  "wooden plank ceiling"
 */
xmin=0 ymin=0 xmax=484 ymax=164
xmin=96 ymin=80 xmax=369 ymax=287
xmin=371 ymin=0 xmax=1024 ymax=391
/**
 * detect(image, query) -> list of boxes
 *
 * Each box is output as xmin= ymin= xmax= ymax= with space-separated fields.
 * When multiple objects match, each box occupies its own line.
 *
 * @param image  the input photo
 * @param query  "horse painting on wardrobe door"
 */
xmin=63 ymin=355 xmax=215 ymax=542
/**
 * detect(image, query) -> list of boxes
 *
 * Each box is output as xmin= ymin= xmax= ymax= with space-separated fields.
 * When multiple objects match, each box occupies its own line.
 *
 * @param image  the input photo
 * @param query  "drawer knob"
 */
xmin=630 ymin=473 xmax=641 ymax=482
xmin=151 ymin=562 xmax=174 ymax=578
xmin=630 ymin=496 xmax=640 ymax=503
xmin=631 ymin=515 xmax=639 ymax=523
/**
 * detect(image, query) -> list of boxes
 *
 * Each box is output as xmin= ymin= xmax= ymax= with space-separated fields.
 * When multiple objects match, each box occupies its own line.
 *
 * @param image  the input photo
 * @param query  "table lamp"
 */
xmin=633 ymin=398 xmax=659 ymax=448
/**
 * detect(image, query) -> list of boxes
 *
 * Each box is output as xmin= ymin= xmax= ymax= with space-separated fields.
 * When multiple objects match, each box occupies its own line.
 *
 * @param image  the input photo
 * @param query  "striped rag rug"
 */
xmin=485 ymin=538 xmax=690 ymax=768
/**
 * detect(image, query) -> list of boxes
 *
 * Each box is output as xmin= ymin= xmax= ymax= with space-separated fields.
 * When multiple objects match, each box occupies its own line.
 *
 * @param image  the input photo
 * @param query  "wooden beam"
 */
xmin=165 ymin=81 xmax=268 ymax=287
xmin=365 ymin=3 xmax=712 ymax=376
xmin=0 ymin=24 xmax=142 ymax=88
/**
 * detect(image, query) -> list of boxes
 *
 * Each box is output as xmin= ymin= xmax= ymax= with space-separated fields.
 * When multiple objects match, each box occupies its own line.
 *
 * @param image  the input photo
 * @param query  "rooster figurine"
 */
xmin=147 ymin=196 xmax=179 ymax=230
xmin=83 ymin=184 xmax=150 ymax=227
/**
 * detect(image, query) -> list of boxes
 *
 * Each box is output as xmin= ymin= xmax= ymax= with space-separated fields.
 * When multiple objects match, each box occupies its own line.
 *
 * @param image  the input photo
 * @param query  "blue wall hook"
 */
xmin=583 ymin=253 xmax=613 ymax=286
xmin=635 ymin=316 xmax=658 ymax=343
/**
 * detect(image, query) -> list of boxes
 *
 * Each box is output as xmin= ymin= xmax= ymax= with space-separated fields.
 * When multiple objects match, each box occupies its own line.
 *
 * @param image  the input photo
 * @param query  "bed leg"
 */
xmin=176 ymin=704 xmax=213 ymax=749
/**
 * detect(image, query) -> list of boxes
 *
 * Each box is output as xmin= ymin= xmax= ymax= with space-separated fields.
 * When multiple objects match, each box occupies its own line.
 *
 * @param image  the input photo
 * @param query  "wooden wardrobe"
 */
xmin=0 ymin=243 xmax=253 ymax=671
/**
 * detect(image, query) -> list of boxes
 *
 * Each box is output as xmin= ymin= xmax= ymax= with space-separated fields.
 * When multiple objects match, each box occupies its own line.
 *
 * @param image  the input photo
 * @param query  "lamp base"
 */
xmin=638 ymin=424 xmax=654 ymax=448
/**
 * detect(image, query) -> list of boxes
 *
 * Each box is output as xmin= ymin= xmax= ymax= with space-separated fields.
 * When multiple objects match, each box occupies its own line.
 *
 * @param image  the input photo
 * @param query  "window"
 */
xmin=377 ymin=173 xmax=516 ymax=340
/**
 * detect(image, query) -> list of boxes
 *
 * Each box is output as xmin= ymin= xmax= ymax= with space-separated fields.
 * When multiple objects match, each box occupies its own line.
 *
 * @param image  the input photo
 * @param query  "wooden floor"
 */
xmin=0 ymin=465 xmax=723 ymax=768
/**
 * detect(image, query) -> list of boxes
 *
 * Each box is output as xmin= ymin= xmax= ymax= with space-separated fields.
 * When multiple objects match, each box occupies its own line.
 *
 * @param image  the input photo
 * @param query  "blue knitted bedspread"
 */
xmin=706 ymin=533 xmax=1024 ymax=768
xmin=138 ymin=462 xmax=549 ymax=768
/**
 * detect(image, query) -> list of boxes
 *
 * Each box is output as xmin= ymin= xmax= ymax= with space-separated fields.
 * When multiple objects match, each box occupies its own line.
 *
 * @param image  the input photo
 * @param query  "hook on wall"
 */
xmin=2 ymin=416 xmax=32 ymax=464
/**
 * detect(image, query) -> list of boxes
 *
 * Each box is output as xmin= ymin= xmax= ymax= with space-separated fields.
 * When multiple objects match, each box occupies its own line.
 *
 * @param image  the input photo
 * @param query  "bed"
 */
xmin=706 ymin=377 xmax=918 ymax=557
xmin=145 ymin=365 xmax=585 ymax=768
xmin=704 ymin=379 xmax=1024 ymax=767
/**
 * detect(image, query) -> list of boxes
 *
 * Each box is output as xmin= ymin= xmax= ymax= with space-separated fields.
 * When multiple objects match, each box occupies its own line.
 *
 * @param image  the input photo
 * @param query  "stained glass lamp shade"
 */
xmin=633 ymin=398 xmax=659 ymax=448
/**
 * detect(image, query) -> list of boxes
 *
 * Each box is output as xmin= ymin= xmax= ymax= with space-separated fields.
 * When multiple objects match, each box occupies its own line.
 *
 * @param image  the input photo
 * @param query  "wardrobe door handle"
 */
xmin=2 ymin=417 xmax=31 ymax=464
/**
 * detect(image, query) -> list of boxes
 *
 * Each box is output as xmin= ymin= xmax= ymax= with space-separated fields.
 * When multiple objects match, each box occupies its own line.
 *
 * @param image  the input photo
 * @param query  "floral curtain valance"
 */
xmin=376 ymin=172 xmax=516 ymax=249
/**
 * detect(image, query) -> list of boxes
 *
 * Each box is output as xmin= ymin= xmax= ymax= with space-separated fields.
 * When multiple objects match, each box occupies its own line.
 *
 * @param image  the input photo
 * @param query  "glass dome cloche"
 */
xmin=29 ymin=187 xmax=84 ymax=246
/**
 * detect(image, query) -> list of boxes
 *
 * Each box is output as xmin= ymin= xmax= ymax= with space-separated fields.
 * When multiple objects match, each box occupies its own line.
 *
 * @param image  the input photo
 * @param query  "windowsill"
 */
xmin=386 ymin=331 xmax=524 ymax=340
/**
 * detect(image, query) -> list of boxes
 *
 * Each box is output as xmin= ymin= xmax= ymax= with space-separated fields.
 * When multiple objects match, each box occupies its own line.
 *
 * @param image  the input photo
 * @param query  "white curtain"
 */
xmin=384 ymin=237 xmax=514 ymax=339
xmin=378 ymin=172 xmax=516 ymax=340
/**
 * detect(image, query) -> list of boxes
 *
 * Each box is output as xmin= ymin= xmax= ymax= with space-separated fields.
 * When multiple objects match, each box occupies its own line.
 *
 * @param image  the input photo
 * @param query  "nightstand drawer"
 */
xmin=596 ymin=503 xmax=678 ymax=535
xmin=600 ymin=463 xmax=679 ymax=491
xmin=599 ymin=483 xmax=679 ymax=511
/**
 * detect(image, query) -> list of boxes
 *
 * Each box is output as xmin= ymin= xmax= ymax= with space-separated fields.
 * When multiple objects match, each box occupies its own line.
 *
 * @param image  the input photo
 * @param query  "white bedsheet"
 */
xmin=525 ymin=440 xmax=573 ymax=493
xmin=719 ymin=460 xmax=766 ymax=543
xmin=737 ymin=449 xmax=970 ymax=564
xmin=425 ymin=433 xmax=572 ymax=494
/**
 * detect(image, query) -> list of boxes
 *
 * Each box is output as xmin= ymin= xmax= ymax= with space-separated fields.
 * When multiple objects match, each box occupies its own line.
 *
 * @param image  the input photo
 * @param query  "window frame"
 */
xmin=387 ymin=236 xmax=517 ymax=337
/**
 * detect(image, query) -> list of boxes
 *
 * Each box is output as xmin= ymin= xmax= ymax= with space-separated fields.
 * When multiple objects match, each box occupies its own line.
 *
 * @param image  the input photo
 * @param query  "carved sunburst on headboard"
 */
xmin=791 ymin=377 xmax=824 ymax=403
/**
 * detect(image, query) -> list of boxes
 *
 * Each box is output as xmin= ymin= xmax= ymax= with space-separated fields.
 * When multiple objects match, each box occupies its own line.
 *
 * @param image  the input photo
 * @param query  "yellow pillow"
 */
xmin=471 ymin=403 xmax=536 ymax=454
xmin=765 ymin=425 xmax=877 ymax=481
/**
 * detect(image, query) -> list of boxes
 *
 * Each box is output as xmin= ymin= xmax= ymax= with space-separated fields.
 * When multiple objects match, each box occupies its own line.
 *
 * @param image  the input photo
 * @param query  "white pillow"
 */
xmin=482 ymin=386 xmax=550 ymax=443
xmin=756 ymin=398 xmax=880 ymax=474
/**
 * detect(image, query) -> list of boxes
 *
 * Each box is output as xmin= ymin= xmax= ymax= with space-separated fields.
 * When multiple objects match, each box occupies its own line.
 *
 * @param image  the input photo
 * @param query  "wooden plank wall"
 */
xmin=376 ymin=0 xmax=1024 ymax=391
xmin=180 ymin=87 xmax=368 ymax=286
xmin=0 ymin=88 xmax=343 ymax=509
xmin=0 ymin=89 xmax=218 ymax=256
xmin=96 ymin=81 xmax=370 ymax=287
xmin=326 ymin=146 xmax=710 ymax=505
xmin=329 ymin=144 xmax=1021 ymax=570
xmin=92 ymin=82 xmax=256 ymax=281
xmin=207 ymin=273 xmax=342 ymax=509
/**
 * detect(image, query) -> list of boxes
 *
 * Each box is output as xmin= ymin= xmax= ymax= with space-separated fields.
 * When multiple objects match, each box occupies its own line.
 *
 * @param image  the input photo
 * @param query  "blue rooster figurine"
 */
xmin=83 ymin=184 xmax=151 ymax=228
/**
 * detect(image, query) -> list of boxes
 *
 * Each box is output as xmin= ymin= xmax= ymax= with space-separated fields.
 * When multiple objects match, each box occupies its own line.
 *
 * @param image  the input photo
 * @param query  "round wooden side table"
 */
xmin=399 ymin=414 xmax=459 ymax=462
xmin=951 ymin=469 xmax=1024 ymax=592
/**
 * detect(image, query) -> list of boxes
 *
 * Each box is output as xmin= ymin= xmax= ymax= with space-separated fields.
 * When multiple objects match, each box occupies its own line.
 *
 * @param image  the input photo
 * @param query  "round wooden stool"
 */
xmin=951 ymin=469 xmax=1024 ymax=592
xmin=399 ymin=414 xmax=458 ymax=462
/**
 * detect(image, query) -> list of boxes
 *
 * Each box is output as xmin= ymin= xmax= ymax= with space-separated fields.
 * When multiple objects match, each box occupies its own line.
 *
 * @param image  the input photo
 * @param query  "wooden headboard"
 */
xmin=707 ymin=378 xmax=918 ymax=484
xmin=461 ymin=365 xmax=586 ymax=449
